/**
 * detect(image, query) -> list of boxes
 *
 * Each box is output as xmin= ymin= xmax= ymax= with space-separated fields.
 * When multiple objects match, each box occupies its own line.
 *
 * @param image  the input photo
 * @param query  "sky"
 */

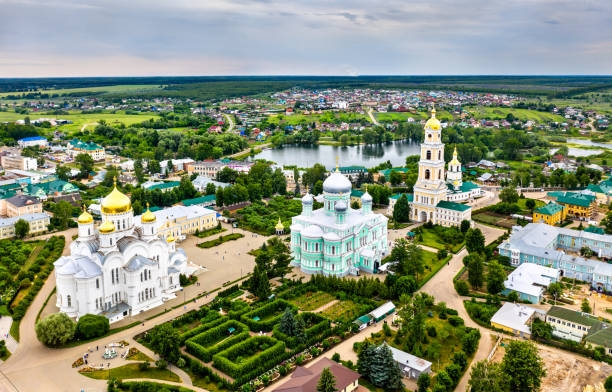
xmin=0 ymin=0 xmax=611 ymax=77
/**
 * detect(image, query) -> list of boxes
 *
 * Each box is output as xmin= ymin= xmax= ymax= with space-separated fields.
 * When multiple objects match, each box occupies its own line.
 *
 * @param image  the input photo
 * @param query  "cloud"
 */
xmin=0 ymin=0 xmax=610 ymax=76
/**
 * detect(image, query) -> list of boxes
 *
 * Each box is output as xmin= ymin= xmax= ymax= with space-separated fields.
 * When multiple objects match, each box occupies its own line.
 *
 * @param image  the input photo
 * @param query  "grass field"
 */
xmin=473 ymin=212 xmax=519 ymax=229
xmin=290 ymin=291 xmax=335 ymax=311
xmin=417 ymin=227 xmax=464 ymax=253
xmin=81 ymin=363 xmax=180 ymax=382
xmin=467 ymin=107 xmax=565 ymax=122
xmin=517 ymin=198 xmax=545 ymax=214
xmin=0 ymin=84 xmax=164 ymax=98
xmin=320 ymin=300 xmax=362 ymax=322
xmin=419 ymin=250 xmax=451 ymax=286
xmin=375 ymin=110 xmax=454 ymax=122
xmin=0 ymin=110 xmax=160 ymax=132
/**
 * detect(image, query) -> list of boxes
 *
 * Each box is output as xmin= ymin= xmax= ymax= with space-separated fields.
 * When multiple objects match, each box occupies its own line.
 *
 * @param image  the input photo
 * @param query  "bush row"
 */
xmin=240 ymin=299 xmax=297 ymax=332
xmin=212 ymin=336 xmax=288 ymax=386
xmin=217 ymin=284 xmax=241 ymax=298
xmin=186 ymin=320 xmax=250 ymax=362
xmin=171 ymin=307 xmax=212 ymax=329
xmin=180 ymin=354 xmax=232 ymax=389
xmin=227 ymin=300 xmax=251 ymax=320
xmin=11 ymin=236 xmax=65 ymax=320
xmin=179 ymin=316 xmax=228 ymax=345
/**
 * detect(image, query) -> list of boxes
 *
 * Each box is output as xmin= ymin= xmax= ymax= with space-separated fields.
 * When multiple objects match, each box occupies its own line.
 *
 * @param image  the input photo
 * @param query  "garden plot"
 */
xmin=320 ymin=300 xmax=363 ymax=323
xmin=290 ymin=291 xmax=335 ymax=311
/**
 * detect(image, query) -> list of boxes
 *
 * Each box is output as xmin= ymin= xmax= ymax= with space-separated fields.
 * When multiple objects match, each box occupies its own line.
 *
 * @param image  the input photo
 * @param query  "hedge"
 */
xmin=227 ymin=300 xmax=251 ymax=320
xmin=180 ymin=355 xmax=232 ymax=389
xmin=179 ymin=316 xmax=228 ymax=345
xmin=171 ymin=307 xmax=215 ymax=329
xmin=272 ymin=312 xmax=330 ymax=351
xmin=240 ymin=299 xmax=297 ymax=332
xmin=212 ymin=335 xmax=287 ymax=386
xmin=217 ymin=284 xmax=240 ymax=298
xmin=186 ymin=320 xmax=250 ymax=362
xmin=10 ymin=236 xmax=65 ymax=321
xmin=111 ymin=380 xmax=194 ymax=392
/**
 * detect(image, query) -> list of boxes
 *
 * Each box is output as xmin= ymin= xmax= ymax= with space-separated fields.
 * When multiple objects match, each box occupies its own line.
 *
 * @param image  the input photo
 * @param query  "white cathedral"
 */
xmin=54 ymin=181 xmax=188 ymax=323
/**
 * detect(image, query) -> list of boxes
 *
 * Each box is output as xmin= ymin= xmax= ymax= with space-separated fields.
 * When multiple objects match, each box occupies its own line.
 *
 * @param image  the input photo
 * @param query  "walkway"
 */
xmin=225 ymin=143 xmax=271 ymax=159
xmin=367 ymin=108 xmax=379 ymax=125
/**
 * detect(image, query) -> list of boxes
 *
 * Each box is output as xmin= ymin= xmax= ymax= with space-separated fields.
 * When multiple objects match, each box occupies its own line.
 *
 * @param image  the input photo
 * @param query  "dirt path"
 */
xmin=311 ymin=299 xmax=339 ymax=313
xmin=81 ymin=122 xmax=99 ymax=131
xmin=367 ymin=108 xmax=379 ymax=125
xmin=223 ymin=113 xmax=234 ymax=132
xmin=225 ymin=142 xmax=271 ymax=159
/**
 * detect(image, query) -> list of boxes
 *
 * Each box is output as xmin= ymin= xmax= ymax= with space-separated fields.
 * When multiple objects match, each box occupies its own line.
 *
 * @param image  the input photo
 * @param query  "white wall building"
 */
xmin=54 ymin=181 xmax=189 ymax=323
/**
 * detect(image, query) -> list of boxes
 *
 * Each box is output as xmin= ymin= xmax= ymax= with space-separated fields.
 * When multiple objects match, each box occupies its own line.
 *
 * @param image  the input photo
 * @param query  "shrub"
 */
xmin=455 ymin=280 xmax=469 ymax=296
xmin=179 ymin=316 xmax=229 ymax=345
xmin=241 ymin=299 xmax=297 ymax=332
xmin=35 ymin=312 xmax=75 ymax=346
xmin=427 ymin=325 xmax=437 ymax=337
xmin=186 ymin=320 xmax=250 ymax=362
xmin=448 ymin=316 xmax=464 ymax=327
xmin=138 ymin=361 xmax=150 ymax=371
xmin=332 ymin=353 xmax=341 ymax=362
xmin=75 ymin=314 xmax=110 ymax=340
xmin=155 ymin=359 xmax=168 ymax=370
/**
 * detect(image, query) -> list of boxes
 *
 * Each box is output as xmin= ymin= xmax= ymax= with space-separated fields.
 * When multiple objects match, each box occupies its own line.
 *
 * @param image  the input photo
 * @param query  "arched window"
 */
xmin=332 ymin=246 xmax=335 ymax=255
xmin=439 ymin=170 xmax=442 ymax=179
xmin=96 ymin=279 xmax=99 ymax=289
xmin=67 ymin=295 xmax=71 ymax=307
xmin=438 ymin=151 xmax=441 ymax=160
xmin=426 ymin=150 xmax=431 ymax=160
xmin=425 ymin=169 xmax=430 ymax=180
xmin=148 ymin=270 xmax=151 ymax=280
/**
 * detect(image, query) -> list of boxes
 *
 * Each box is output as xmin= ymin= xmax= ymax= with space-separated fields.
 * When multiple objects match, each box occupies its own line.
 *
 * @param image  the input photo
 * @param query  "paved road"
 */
xmin=225 ymin=142 xmax=271 ymax=159
xmin=223 ymin=113 xmax=234 ymax=132
xmin=367 ymin=108 xmax=379 ymax=125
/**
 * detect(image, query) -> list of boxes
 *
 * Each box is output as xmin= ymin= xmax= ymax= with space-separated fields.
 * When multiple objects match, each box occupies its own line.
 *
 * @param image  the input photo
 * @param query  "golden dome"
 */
xmin=425 ymin=105 xmax=441 ymax=131
xmin=141 ymin=203 xmax=156 ymax=223
xmin=449 ymin=147 xmax=461 ymax=166
xmin=101 ymin=177 xmax=131 ymax=214
xmin=166 ymin=233 xmax=175 ymax=242
xmin=77 ymin=206 xmax=93 ymax=224
xmin=99 ymin=220 xmax=115 ymax=234
xmin=275 ymin=217 xmax=284 ymax=231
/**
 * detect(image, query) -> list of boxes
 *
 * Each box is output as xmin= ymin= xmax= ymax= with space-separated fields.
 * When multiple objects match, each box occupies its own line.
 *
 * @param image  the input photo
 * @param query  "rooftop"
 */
xmin=436 ymin=200 xmax=471 ymax=212
xmin=272 ymin=357 xmax=360 ymax=392
xmin=547 ymin=306 xmax=603 ymax=328
xmin=534 ymin=202 xmax=565 ymax=216
xmin=491 ymin=303 xmax=542 ymax=335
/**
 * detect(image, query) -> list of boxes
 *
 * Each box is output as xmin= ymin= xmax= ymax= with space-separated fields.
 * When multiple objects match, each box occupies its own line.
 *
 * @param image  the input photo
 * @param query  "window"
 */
xmin=67 ymin=295 xmax=71 ymax=307
xmin=96 ymin=279 xmax=99 ymax=289
xmin=425 ymin=169 xmax=430 ymax=180
xmin=332 ymin=246 xmax=335 ymax=255
xmin=426 ymin=150 xmax=431 ymax=160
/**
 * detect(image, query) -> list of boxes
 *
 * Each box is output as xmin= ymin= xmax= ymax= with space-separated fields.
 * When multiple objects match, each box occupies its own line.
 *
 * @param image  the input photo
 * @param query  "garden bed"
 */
xmin=186 ymin=320 xmax=251 ymax=362
xmin=80 ymin=363 xmax=180 ymax=382
xmin=290 ymin=291 xmax=335 ymax=311
xmin=198 ymin=233 xmax=245 ymax=249
xmin=240 ymin=299 xmax=297 ymax=332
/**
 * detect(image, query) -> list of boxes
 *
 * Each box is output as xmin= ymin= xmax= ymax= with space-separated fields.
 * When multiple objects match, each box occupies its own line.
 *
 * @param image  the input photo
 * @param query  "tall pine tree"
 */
xmin=393 ymin=194 xmax=411 ymax=223
xmin=317 ymin=367 xmax=337 ymax=392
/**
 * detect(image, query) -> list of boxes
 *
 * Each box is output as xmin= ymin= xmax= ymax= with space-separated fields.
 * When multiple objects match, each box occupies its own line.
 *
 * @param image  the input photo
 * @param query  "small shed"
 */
xmin=353 ymin=315 xmax=372 ymax=330
xmin=368 ymin=301 xmax=396 ymax=322
xmin=387 ymin=345 xmax=432 ymax=379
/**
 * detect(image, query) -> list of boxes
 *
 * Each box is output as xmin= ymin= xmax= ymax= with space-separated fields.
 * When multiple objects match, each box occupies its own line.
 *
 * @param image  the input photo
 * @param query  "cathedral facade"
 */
xmin=54 ymin=181 xmax=188 ymax=323
xmin=290 ymin=168 xmax=388 ymax=276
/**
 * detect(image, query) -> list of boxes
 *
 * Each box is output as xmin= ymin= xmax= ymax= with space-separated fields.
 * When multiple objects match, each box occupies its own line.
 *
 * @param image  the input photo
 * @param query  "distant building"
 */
xmin=135 ymin=204 xmax=217 ymax=242
xmin=547 ymin=191 xmax=596 ymax=219
xmin=490 ymin=302 xmax=545 ymax=338
xmin=66 ymin=139 xmax=105 ymax=161
xmin=533 ymin=202 xmax=567 ymax=226
xmin=191 ymin=175 xmax=230 ymax=193
xmin=143 ymin=181 xmax=180 ymax=193
xmin=18 ymin=136 xmax=48 ymax=148
xmin=23 ymin=180 xmax=79 ymax=200
xmin=0 ymin=213 xmax=50 ymax=238
xmin=1 ymin=154 xmax=37 ymax=171
xmin=178 ymin=195 xmax=217 ymax=208
xmin=502 ymin=263 xmax=560 ymax=304
xmin=545 ymin=305 xmax=609 ymax=344
xmin=336 ymin=166 xmax=367 ymax=181
xmin=4 ymin=194 xmax=43 ymax=218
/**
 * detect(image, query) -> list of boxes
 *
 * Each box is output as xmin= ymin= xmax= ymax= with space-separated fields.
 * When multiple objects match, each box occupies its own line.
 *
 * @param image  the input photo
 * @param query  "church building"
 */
xmin=290 ymin=166 xmax=388 ymax=276
xmin=54 ymin=180 xmax=189 ymax=323
xmin=409 ymin=106 xmax=473 ymax=226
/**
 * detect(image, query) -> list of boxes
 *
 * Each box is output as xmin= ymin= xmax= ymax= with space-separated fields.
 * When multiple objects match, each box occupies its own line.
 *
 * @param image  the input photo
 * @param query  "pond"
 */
xmin=567 ymin=138 xmax=612 ymax=149
xmin=252 ymin=140 xmax=420 ymax=168
xmin=550 ymin=147 xmax=604 ymax=157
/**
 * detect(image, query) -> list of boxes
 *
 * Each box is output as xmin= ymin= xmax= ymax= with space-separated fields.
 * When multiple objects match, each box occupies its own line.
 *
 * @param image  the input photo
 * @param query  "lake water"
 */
xmin=567 ymin=138 xmax=612 ymax=149
xmin=253 ymin=140 xmax=421 ymax=168
xmin=550 ymin=147 xmax=604 ymax=157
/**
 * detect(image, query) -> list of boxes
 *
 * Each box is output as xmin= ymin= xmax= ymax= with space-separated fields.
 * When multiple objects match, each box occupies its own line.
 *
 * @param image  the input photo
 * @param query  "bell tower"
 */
xmin=412 ymin=105 xmax=447 ymax=222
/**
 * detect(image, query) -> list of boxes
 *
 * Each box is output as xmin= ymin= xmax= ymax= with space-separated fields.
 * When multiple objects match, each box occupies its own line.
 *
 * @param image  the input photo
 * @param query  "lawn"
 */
xmin=320 ymin=300 xmax=363 ymax=323
xmin=81 ymin=363 xmax=180 ymax=382
xmin=290 ymin=291 xmax=335 ymax=311
xmin=472 ymin=212 xmax=519 ymax=229
xmin=375 ymin=110 xmax=454 ymax=122
xmin=517 ymin=198 xmax=545 ymax=214
xmin=419 ymin=250 xmax=452 ymax=287
xmin=417 ymin=226 xmax=465 ymax=253
xmin=0 ymin=110 xmax=160 ymax=132
xmin=467 ymin=107 xmax=566 ymax=123
xmin=197 ymin=233 xmax=244 ymax=248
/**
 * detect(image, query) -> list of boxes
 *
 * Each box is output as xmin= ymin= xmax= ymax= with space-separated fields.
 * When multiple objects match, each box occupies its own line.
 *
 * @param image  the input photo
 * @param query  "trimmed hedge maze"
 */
xmin=240 ymin=299 xmax=297 ymax=332
xmin=186 ymin=320 xmax=250 ymax=362
xmin=272 ymin=312 xmax=330 ymax=350
xmin=212 ymin=336 xmax=287 ymax=385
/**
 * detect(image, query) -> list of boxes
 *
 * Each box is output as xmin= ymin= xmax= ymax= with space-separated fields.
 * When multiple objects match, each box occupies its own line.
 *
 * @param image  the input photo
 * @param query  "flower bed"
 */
xmin=72 ymin=357 xmax=84 ymax=368
xmin=186 ymin=320 xmax=250 ymax=362
xmin=197 ymin=233 xmax=244 ymax=249
xmin=240 ymin=299 xmax=297 ymax=332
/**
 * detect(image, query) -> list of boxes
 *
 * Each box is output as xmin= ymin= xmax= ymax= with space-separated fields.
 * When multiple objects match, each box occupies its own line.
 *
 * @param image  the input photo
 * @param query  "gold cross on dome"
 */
xmin=335 ymin=156 xmax=339 ymax=172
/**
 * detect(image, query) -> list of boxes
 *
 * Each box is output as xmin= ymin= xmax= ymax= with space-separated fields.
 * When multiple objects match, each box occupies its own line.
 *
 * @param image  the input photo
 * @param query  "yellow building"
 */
xmin=549 ymin=192 xmax=596 ymax=219
xmin=4 ymin=195 xmax=43 ymax=218
xmin=136 ymin=204 xmax=217 ymax=241
xmin=533 ymin=202 xmax=567 ymax=226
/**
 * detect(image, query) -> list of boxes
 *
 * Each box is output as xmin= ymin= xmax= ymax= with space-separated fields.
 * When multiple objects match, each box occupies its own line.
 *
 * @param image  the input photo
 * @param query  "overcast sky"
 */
xmin=1 ymin=0 xmax=610 ymax=77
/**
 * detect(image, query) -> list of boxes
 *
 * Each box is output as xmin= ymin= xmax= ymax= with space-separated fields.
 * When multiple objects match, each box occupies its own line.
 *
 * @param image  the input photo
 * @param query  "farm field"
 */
xmin=290 ymin=291 xmax=335 ymax=311
xmin=0 ymin=84 xmax=164 ymax=98
xmin=0 ymin=110 xmax=159 ymax=131
xmin=467 ymin=107 xmax=566 ymax=122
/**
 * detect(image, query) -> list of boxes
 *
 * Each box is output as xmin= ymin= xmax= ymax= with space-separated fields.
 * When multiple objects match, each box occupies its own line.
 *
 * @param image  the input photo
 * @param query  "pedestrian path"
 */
xmin=0 ymin=317 xmax=18 ymax=354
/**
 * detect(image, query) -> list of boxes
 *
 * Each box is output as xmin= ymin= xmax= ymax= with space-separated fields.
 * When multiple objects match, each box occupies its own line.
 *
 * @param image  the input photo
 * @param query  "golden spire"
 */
xmin=431 ymin=102 xmax=436 ymax=117
xmin=335 ymin=156 xmax=339 ymax=172
xmin=142 ymin=202 xmax=156 ymax=223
